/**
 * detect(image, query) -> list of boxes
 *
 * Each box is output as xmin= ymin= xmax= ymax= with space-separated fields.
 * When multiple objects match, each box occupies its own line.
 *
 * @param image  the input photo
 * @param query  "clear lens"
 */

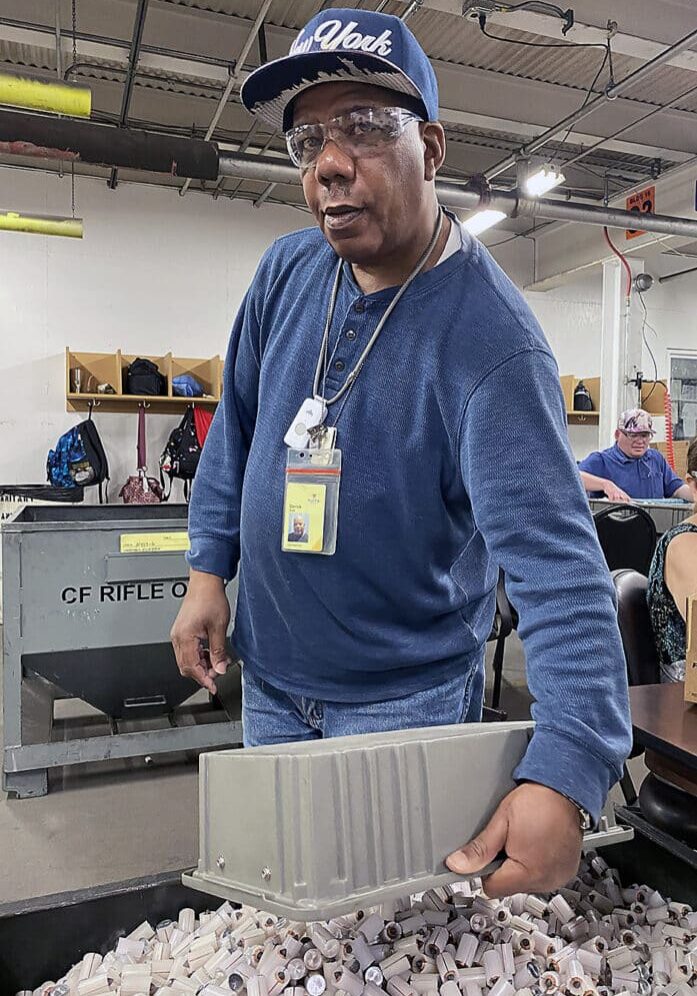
xmin=286 ymin=107 xmax=421 ymax=169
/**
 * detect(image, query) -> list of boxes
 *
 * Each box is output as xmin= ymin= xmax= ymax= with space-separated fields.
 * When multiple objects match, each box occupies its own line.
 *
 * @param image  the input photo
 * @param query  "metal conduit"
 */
xmin=484 ymin=25 xmax=697 ymax=181
xmin=561 ymin=79 xmax=697 ymax=173
xmin=179 ymin=0 xmax=274 ymax=197
xmin=108 ymin=0 xmax=149 ymax=189
xmin=218 ymin=153 xmax=697 ymax=238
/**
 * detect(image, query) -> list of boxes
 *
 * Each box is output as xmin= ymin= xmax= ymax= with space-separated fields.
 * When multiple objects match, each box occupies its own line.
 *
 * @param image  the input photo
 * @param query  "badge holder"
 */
xmin=282 ymin=448 xmax=341 ymax=556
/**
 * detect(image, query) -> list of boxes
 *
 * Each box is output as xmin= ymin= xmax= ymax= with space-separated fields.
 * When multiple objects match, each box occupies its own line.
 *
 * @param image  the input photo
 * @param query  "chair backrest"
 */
xmin=612 ymin=568 xmax=661 ymax=686
xmin=594 ymin=504 xmax=657 ymax=575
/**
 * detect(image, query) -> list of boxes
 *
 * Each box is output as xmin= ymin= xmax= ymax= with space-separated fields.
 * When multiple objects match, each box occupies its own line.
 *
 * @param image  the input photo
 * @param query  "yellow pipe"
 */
xmin=0 ymin=211 xmax=84 ymax=238
xmin=0 ymin=73 xmax=91 ymax=117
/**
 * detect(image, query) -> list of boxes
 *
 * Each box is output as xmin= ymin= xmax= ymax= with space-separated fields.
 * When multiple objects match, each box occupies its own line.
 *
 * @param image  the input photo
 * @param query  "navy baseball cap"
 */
xmin=240 ymin=8 xmax=439 ymax=132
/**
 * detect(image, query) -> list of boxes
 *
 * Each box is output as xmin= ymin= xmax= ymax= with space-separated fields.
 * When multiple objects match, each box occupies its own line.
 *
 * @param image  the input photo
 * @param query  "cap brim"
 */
xmin=240 ymin=50 xmax=427 ymax=132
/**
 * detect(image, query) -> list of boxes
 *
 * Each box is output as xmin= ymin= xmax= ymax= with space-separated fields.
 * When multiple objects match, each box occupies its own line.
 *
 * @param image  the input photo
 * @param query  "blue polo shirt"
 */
xmin=187 ymin=222 xmax=631 ymax=822
xmin=578 ymin=443 xmax=683 ymax=499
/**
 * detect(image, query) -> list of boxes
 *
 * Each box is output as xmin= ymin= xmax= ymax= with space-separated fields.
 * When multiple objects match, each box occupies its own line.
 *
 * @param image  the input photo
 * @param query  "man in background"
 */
xmin=579 ymin=408 xmax=692 ymax=502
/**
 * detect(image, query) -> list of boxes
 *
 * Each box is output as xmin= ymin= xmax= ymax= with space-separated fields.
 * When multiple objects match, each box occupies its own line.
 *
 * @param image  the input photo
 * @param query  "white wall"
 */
xmin=492 ymin=238 xmax=697 ymax=458
xmin=525 ymin=273 xmax=604 ymax=460
xmin=490 ymin=240 xmax=605 ymax=459
xmin=638 ymin=261 xmax=697 ymax=383
xmin=0 ymin=170 xmax=304 ymax=497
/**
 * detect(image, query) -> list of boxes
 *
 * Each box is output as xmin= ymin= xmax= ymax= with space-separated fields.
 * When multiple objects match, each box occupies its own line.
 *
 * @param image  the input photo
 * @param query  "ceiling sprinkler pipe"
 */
xmin=219 ymin=154 xmax=697 ymax=238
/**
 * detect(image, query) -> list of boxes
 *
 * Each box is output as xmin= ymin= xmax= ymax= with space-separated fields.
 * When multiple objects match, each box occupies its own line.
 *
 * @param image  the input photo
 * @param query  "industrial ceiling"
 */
xmin=0 ymin=0 xmax=695 ymax=221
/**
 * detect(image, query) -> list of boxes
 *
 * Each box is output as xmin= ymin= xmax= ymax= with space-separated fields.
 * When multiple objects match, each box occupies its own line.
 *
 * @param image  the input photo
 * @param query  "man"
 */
xmin=579 ymin=408 xmax=692 ymax=502
xmin=171 ymin=7 xmax=631 ymax=897
xmin=287 ymin=515 xmax=308 ymax=543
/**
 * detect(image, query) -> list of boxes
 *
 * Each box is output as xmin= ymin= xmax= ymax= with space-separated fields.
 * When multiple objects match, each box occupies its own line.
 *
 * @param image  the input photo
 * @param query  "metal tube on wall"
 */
xmin=658 ymin=264 xmax=697 ymax=284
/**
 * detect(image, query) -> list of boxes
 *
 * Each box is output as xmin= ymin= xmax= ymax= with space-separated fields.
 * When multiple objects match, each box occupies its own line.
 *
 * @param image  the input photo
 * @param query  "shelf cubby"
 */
xmin=65 ymin=348 xmax=221 ymax=414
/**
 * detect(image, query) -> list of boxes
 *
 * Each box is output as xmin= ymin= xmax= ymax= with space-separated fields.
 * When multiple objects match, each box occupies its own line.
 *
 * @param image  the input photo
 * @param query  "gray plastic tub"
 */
xmin=184 ymin=721 xmax=533 ymax=918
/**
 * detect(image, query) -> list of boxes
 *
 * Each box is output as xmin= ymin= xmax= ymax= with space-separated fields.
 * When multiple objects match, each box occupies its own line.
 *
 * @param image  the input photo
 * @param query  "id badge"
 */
xmin=282 ymin=448 xmax=342 ymax=556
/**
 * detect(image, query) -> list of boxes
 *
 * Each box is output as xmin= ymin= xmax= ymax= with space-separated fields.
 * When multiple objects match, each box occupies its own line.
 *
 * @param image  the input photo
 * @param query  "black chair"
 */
xmin=594 ymin=504 xmax=657 ymax=576
xmin=612 ymin=568 xmax=660 ymax=689
xmin=611 ymin=569 xmax=697 ymax=845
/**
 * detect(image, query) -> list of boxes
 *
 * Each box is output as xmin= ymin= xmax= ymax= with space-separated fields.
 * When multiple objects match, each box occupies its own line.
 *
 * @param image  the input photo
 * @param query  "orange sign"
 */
xmin=625 ymin=185 xmax=655 ymax=240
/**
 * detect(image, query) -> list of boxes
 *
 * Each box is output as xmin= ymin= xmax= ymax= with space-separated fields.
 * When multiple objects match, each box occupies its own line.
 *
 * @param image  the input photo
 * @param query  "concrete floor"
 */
xmin=0 ymin=635 xmax=640 ymax=906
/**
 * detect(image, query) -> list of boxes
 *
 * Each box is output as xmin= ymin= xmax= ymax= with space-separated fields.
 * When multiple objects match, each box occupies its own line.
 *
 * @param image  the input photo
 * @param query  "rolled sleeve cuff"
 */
xmin=513 ymin=725 xmax=619 ymax=824
xmin=186 ymin=535 xmax=238 ymax=582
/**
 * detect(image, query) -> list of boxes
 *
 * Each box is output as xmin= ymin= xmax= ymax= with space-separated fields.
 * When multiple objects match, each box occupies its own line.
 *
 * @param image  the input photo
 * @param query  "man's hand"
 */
xmin=171 ymin=570 xmax=232 ymax=694
xmin=602 ymin=479 xmax=631 ymax=503
xmin=445 ymin=783 xmax=583 ymax=898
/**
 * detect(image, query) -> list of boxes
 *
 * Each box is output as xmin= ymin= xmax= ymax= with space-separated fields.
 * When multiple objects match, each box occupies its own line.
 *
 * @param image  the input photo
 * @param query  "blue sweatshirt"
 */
xmin=188 ymin=223 xmax=631 ymax=821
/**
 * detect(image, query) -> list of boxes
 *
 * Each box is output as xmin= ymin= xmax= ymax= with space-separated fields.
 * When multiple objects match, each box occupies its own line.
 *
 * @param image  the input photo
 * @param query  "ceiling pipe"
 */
xmin=0 ymin=108 xmax=219 ymax=179
xmin=5 ymin=105 xmax=697 ymax=238
xmin=108 ymin=0 xmax=149 ymax=189
xmin=178 ymin=0 xmax=274 ymax=198
xmin=484 ymin=25 xmax=697 ymax=181
xmin=218 ymin=152 xmax=697 ymax=238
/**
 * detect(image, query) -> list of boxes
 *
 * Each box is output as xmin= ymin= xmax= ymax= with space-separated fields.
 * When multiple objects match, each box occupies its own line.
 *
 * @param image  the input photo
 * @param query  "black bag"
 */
xmin=573 ymin=381 xmax=594 ymax=412
xmin=46 ymin=410 xmax=110 ymax=502
xmin=126 ymin=358 xmax=166 ymax=396
xmin=160 ymin=406 xmax=201 ymax=500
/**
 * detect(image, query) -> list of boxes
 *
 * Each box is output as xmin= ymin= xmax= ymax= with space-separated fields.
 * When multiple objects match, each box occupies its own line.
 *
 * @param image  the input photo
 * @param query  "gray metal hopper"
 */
xmin=2 ymin=504 xmax=241 ymax=797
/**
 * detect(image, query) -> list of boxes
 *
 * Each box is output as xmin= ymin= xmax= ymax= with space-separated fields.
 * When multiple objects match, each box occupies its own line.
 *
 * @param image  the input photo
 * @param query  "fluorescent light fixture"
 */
xmin=0 ymin=211 xmax=84 ymax=238
xmin=525 ymin=165 xmax=565 ymax=197
xmin=462 ymin=209 xmax=507 ymax=236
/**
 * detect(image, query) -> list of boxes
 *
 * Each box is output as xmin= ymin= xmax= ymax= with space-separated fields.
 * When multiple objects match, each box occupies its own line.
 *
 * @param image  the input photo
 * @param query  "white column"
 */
xmin=599 ymin=257 xmax=645 ymax=448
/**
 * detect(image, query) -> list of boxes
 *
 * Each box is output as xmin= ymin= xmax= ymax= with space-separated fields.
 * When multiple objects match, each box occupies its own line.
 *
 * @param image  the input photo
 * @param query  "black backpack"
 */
xmin=47 ymin=411 xmax=110 ymax=502
xmin=160 ymin=406 xmax=201 ymax=500
xmin=126 ymin=358 xmax=166 ymax=396
xmin=573 ymin=381 xmax=594 ymax=412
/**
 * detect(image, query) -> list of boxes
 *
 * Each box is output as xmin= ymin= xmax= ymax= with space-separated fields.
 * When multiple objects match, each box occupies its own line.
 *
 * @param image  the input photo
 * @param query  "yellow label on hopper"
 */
xmin=120 ymin=531 xmax=190 ymax=553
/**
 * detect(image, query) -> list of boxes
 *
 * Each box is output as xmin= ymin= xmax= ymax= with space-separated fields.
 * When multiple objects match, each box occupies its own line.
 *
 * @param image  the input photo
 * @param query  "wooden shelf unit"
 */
xmin=66 ymin=348 xmax=221 ymax=414
xmin=560 ymin=374 xmax=601 ymax=424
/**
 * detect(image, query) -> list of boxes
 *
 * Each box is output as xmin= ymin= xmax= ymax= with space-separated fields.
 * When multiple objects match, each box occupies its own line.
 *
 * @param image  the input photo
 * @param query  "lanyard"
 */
xmin=312 ymin=208 xmax=445 ymax=407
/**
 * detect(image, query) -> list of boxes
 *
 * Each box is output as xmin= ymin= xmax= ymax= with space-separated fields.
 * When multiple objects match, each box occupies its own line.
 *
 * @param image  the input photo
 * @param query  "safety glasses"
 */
xmin=285 ymin=106 xmax=422 ymax=170
xmin=621 ymin=430 xmax=653 ymax=442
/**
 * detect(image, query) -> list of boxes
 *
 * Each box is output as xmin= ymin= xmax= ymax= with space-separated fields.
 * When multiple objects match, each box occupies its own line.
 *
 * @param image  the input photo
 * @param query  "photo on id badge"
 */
xmin=282 ymin=482 xmax=325 ymax=553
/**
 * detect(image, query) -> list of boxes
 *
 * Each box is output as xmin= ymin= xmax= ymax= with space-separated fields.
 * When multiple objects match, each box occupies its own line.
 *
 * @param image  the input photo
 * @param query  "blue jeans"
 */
xmin=241 ymin=658 xmax=485 ymax=747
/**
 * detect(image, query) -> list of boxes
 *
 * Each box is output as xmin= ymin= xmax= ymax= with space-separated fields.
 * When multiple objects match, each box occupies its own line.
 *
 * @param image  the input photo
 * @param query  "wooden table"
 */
xmin=630 ymin=683 xmax=697 ymax=793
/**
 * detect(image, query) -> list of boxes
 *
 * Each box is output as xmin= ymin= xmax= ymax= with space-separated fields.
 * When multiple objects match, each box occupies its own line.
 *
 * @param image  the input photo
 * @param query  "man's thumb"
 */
xmin=208 ymin=629 xmax=231 ymax=674
xmin=445 ymin=807 xmax=508 ymax=875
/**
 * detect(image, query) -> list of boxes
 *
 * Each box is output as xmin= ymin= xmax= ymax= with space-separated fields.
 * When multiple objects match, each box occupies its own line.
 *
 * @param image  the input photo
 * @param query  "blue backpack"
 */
xmin=47 ymin=414 xmax=110 ymax=502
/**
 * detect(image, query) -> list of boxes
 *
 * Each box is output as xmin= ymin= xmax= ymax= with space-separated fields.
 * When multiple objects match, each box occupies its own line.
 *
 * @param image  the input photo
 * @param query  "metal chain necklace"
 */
xmin=312 ymin=208 xmax=445 ymax=409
